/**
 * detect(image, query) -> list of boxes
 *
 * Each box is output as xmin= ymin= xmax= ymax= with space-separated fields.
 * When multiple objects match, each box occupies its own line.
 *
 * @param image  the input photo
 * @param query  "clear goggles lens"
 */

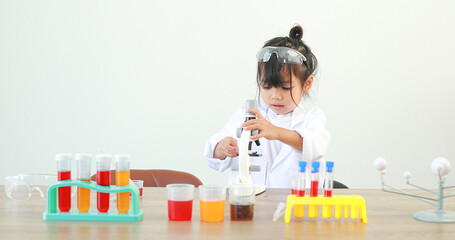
xmin=256 ymin=46 xmax=307 ymax=65
xmin=4 ymin=174 xmax=75 ymax=201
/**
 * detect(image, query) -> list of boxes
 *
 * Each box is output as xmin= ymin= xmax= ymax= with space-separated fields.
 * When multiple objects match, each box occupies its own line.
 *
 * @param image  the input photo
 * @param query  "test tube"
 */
xmin=324 ymin=162 xmax=334 ymax=197
xmin=308 ymin=161 xmax=320 ymax=218
xmin=294 ymin=161 xmax=307 ymax=218
xmin=96 ymin=154 xmax=111 ymax=213
xmin=56 ymin=154 xmax=72 ymax=212
xmin=115 ymin=154 xmax=131 ymax=214
xmin=296 ymin=161 xmax=307 ymax=197
xmin=76 ymin=154 xmax=92 ymax=213
xmin=322 ymin=161 xmax=334 ymax=218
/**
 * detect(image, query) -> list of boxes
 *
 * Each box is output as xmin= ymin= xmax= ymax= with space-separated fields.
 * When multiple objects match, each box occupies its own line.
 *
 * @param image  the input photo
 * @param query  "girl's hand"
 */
xmin=213 ymin=137 xmax=239 ymax=160
xmin=242 ymin=108 xmax=279 ymax=141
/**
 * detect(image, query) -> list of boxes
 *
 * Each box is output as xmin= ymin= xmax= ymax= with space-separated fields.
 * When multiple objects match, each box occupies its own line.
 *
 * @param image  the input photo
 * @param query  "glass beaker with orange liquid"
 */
xmin=76 ymin=154 xmax=92 ymax=213
xmin=115 ymin=154 xmax=131 ymax=214
xmin=199 ymin=185 xmax=226 ymax=222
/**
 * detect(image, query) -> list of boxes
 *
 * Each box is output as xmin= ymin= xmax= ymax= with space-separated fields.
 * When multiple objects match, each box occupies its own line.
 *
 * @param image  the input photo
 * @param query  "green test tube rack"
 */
xmin=43 ymin=180 xmax=143 ymax=222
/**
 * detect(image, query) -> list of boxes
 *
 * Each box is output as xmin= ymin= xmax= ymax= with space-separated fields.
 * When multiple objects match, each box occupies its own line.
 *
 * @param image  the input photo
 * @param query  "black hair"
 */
xmin=257 ymin=25 xmax=318 ymax=105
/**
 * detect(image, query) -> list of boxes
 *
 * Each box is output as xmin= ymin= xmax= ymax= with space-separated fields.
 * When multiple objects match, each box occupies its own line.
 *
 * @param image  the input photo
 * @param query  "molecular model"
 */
xmin=374 ymin=157 xmax=455 ymax=223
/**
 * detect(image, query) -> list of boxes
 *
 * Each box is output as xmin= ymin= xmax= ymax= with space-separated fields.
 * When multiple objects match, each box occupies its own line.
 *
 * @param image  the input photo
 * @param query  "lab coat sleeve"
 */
xmin=204 ymin=106 xmax=245 ymax=172
xmin=294 ymin=108 xmax=331 ymax=163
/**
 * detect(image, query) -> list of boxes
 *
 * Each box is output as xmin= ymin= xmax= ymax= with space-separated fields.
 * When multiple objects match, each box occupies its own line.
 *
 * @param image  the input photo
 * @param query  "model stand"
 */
xmin=43 ymin=180 xmax=143 ymax=222
xmin=284 ymin=195 xmax=368 ymax=223
xmin=374 ymin=157 xmax=455 ymax=223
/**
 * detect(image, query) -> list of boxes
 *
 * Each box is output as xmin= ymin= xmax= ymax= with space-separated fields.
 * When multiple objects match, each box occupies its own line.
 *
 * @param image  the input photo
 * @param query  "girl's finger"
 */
xmin=245 ymin=123 xmax=262 ymax=131
xmin=242 ymin=119 xmax=257 ymax=128
xmin=223 ymin=149 xmax=235 ymax=158
xmin=246 ymin=108 xmax=264 ymax=120
xmin=227 ymin=146 xmax=239 ymax=153
xmin=250 ymin=133 xmax=263 ymax=140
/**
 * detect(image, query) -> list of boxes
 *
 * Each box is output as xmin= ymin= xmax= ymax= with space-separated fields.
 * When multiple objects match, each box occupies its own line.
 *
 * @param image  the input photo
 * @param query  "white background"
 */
xmin=1 ymin=0 xmax=454 ymax=189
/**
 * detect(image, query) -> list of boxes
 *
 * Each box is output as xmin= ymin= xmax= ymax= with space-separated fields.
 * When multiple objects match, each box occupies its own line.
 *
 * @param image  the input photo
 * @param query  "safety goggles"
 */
xmin=256 ymin=46 xmax=307 ymax=65
xmin=4 ymin=174 xmax=74 ymax=201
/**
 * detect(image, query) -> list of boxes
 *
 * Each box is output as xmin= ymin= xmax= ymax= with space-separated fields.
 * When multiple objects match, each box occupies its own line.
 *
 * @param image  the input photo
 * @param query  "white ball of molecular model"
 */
xmin=374 ymin=157 xmax=387 ymax=172
xmin=403 ymin=171 xmax=411 ymax=180
xmin=431 ymin=157 xmax=451 ymax=177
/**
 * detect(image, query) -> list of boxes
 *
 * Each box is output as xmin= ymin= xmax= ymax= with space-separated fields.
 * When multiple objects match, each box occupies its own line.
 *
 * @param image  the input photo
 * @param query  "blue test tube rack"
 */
xmin=42 ymin=180 xmax=143 ymax=222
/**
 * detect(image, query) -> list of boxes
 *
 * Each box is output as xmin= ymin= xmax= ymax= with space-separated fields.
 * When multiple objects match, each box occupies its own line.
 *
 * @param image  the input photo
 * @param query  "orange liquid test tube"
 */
xmin=77 ymin=180 xmax=91 ymax=212
xmin=115 ymin=155 xmax=131 ymax=214
xmin=76 ymin=154 xmax=92 ymax=213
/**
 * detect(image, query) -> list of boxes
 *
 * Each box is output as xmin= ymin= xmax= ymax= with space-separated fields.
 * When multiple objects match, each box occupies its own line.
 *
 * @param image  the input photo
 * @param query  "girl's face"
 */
xmin=260 ymin=70 xmax=313 ymax=115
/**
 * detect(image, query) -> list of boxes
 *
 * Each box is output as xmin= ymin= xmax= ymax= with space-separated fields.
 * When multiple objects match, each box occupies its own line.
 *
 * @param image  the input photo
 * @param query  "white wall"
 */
xmin=1 ymin=0 xmax=454 ymax=189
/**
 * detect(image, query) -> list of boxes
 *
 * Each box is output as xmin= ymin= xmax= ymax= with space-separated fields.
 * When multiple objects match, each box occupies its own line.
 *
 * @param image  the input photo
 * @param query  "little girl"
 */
xmin=204 ymin=25 xmax=330 ymax=188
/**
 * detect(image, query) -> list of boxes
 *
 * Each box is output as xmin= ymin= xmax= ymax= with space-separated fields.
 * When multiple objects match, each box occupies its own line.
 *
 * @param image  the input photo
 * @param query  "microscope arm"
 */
xmin=238 ymin=129 xmax=252 ymax=184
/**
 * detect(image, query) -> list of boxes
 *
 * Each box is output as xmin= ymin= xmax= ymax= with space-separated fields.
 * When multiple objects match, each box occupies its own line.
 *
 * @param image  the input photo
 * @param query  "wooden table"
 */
xmin=1 ymin=187 xmax=455 ymax=239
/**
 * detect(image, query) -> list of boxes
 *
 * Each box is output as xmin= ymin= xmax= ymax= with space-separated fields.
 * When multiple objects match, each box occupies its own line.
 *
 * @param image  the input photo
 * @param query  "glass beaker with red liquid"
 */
xmin=56 ymin=154 xmax=72 ymax=212
xmin=76 ymin=154 xmax=92 ymax=213
xmin=96 ymin=154 xmax=111 ymax=213
xmin=166 ymin=184 xmax=195 ymax=221
xmin=132 ymin=180 xmax=144 ymax=197
xmin=229 ymin=184 xmax=255 ymax=221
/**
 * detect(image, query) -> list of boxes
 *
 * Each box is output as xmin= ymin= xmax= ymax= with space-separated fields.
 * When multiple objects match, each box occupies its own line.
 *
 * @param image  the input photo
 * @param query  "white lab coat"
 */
xmin=204 ymin=99 xmax=331 ymax=188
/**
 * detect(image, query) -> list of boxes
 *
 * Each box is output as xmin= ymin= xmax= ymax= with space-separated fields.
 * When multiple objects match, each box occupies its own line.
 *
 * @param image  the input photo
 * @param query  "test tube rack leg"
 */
xmin=284 ymin=195 xmax=368 ymax=223
xmin=43 ymin=180 xmax=143 ymax=222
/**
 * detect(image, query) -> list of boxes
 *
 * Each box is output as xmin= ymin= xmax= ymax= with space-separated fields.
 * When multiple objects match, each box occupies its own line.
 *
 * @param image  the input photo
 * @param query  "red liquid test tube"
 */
xmin=56 ymin=154 xmax=72 ymax=212
xmin=322 ymin=161 xmax=335 ymax=218
xmin=297 ymin=161 xmax=307 ymax=197
xmin=310 ymin=161 xmax=320 ymax=197
xmin=324 ymin=161 xmax=334 ymax=197
xmin=308 ymin=161 xmax=320 ymax=219
xmin=96 ymin=154 xmax=112 ymax=213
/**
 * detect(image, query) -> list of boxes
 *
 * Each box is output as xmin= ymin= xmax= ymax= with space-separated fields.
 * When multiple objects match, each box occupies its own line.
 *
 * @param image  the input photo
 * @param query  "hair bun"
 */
xmin=289 ymin=25 xmax=303 ymax=40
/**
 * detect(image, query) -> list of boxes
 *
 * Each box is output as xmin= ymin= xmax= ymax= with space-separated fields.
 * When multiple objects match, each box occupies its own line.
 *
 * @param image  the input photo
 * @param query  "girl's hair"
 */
xmin=257 ymin=25 xmax=318 ymax=104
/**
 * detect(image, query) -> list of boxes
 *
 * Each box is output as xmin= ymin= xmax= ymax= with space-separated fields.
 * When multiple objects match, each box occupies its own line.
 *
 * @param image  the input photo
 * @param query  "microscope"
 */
xmin=234 ymin=100 xmax=266 ymax=195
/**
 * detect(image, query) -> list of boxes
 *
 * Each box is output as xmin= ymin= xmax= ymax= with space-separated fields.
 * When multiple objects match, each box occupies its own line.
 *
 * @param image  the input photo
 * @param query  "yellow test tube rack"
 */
xmin=284 ymin=195 xmax=367 ymax=223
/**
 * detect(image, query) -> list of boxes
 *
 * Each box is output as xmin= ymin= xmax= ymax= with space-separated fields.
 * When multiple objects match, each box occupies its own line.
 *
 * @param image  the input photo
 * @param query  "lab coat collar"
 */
xmin=258 ymin=98 xmax=307 ymax=172
xmin=258 ymin=98 xmax=308 ymax=129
